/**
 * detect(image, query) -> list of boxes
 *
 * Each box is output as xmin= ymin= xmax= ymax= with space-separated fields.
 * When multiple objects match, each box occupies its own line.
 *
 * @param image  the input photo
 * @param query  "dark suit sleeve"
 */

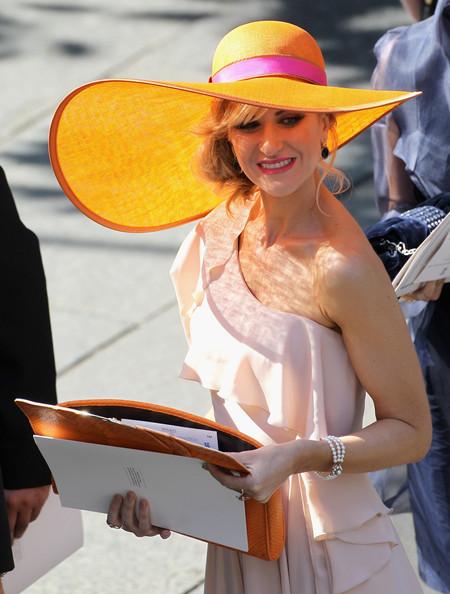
xmin=0 ymin=470 xmax=14 ymax=573
xmin=0 ymin=167 xmax=57 ymax=489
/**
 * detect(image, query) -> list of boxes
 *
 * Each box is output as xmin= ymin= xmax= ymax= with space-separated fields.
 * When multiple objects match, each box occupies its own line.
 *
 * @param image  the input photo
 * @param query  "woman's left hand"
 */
xmin=203 ymin=442 xmax=298 ymax=503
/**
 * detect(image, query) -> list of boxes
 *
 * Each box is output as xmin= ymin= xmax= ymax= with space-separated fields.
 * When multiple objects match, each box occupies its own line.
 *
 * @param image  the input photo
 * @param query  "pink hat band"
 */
xmin=210 ymin=55 xmax=327 ymax=85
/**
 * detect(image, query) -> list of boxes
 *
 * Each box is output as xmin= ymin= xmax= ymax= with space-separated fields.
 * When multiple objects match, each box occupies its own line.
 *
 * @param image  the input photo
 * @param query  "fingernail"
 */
xmin=202 ymin=463 xmax=208 ymax=470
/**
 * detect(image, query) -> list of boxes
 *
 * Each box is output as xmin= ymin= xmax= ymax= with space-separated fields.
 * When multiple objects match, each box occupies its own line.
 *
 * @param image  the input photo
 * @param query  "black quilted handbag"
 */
xmin=366 ymin=193 xmax=450 ymax=280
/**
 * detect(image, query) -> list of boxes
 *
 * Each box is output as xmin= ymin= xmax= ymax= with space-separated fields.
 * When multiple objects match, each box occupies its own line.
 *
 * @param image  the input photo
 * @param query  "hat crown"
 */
xmin=211 ymin=21 xmax=325 ymax=78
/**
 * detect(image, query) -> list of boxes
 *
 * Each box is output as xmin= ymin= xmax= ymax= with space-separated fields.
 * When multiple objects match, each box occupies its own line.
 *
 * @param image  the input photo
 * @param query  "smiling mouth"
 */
xmin=257 ymin=158 xmax=296 ymax=174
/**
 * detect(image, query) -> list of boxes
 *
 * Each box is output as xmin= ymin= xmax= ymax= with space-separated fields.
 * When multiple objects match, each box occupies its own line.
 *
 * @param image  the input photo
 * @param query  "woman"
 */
xmin=50 ymin=20 xmax=431 ymax=594
xmin=371 ymin=1 xmax=450 ymax=591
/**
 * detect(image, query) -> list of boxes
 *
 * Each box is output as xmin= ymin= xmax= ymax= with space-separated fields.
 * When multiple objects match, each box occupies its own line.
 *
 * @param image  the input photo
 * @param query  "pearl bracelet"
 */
xmin=315 ymin=435 xmax=346 ymax=480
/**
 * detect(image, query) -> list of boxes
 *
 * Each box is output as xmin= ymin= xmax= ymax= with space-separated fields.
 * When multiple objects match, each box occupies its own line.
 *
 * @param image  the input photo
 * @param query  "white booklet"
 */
xmin=393 ymin=212 xmax=450 ymax=297
xmin=33 ymin=435 xmax=249 ymax=552
xmin=3 ymin=492 xmax=83 ymax=594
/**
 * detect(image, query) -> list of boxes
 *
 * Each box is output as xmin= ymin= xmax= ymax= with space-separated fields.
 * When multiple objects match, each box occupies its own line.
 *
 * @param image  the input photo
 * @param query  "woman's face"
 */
xmin=228 ymin=108 xmax=329 ymax=199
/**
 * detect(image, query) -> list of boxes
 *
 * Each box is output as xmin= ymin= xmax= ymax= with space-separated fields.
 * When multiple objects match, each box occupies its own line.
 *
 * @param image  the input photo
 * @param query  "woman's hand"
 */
xmin=203 ymin=440 xmax=328 ymax=503
xmin=107 ymin=491 xmax=171 ymax=539
xmin=402 ymin=279 xmax=445 ymax=302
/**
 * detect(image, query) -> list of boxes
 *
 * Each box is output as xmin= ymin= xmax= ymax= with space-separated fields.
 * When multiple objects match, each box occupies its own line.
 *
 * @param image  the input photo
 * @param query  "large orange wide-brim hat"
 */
xmin=49 ymin=20 xmax=419 ymax=232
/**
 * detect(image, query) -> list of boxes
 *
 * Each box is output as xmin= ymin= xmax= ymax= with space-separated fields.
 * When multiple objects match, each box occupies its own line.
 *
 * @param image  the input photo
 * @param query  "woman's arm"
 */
xmin=383 ymin=115 xmax=418 ymax=211
xmin=317 ymin=248 xmax=432 ymax=470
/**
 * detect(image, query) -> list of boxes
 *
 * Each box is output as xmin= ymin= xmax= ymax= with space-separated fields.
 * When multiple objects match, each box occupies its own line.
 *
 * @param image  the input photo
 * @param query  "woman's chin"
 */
xmin=258 ymin=183 xmax=302 ymax=199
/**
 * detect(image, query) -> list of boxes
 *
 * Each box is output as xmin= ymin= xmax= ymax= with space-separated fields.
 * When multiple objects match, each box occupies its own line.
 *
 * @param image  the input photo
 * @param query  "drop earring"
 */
xmin=321 ymin=145 xmax=329 ymax=159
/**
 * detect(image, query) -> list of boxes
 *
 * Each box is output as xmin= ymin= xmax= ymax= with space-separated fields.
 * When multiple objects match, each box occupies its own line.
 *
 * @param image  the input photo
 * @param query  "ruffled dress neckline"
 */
xmin=199 ymin=198 xmax=339 ymax=335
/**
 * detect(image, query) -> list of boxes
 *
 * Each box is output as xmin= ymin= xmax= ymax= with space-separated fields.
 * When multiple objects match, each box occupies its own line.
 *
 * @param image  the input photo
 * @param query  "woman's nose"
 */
xmin=259 ymin=124 xmax=283 ymax=156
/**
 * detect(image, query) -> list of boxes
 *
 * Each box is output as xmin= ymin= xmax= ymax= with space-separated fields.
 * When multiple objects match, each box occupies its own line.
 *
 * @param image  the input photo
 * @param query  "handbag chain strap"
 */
xmin=380 ymin=238 xmax=417 ymax=256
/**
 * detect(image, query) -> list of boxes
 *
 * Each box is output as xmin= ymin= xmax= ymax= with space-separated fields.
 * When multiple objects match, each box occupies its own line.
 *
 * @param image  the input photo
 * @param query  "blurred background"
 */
xmin=0 ymin=1 xmax=432 ymax=593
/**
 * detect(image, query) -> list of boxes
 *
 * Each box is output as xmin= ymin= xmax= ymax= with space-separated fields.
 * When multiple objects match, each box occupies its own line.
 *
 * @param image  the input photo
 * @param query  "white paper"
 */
xmin=393 ymin=212 xmax=450 ymax=297
xmin=34 ymin=436 xmax=248 ymax=552
xmin=413 ymin=233 xmax=450 ymax=283
xmin=121 ymin=418 xmax=219 ymax=450
xmin=3 ymin=492 xmax=83 ymax=594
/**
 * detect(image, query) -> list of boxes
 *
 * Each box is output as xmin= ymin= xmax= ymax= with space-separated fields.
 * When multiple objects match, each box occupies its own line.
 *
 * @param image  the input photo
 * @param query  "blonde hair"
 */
xmin=194 ymin=99 xmax=350 ymax=211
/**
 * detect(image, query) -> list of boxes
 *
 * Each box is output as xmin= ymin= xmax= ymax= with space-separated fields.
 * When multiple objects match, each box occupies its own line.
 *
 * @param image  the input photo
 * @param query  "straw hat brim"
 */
xmin=49 ymin=78 xmax=420 ymax=232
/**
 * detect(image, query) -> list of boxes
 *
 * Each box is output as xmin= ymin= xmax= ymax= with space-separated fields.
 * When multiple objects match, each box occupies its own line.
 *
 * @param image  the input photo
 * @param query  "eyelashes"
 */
xmin=235 ymin=121 xmax=259 ymax=131
xmin=280 ymin=115 xmax=304 ymax=126
xmin=234 ymin=114 xmax=305 ymax=131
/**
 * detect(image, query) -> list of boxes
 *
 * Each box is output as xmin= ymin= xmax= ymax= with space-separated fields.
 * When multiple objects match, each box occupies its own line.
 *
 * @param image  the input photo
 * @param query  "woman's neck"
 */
xmin=254 ymin=180 xmax=331 ymax=247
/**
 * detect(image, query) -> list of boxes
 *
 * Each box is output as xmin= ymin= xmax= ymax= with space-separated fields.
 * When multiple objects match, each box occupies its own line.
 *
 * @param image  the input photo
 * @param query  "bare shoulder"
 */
xmin=320 ymin=239 xmax=389 ymax=296
xmin=315 ymin=216 xmax=398 ymax=329
xmin=312 ymin=205 xmax=428 ymax=440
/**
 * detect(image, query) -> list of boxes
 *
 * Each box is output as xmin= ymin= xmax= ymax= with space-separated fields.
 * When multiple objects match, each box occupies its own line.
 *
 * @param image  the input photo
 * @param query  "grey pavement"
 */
xmin=0 ymin=1 xmax=436 ymax=592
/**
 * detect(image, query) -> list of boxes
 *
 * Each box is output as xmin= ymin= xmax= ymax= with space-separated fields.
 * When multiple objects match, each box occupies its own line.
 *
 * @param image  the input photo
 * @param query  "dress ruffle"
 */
xmin=172 ymin=202 xmax=363 ymax=438
xmin=301 ymin=473 xmax=398 ymax=593
xmin=322 ymin=514 xmax=398 ymax=593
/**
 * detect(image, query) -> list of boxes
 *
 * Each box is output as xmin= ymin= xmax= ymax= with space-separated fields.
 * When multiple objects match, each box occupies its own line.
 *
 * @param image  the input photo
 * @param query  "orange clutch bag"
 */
xmin=16 ymin=398 xmax=285 ymax=561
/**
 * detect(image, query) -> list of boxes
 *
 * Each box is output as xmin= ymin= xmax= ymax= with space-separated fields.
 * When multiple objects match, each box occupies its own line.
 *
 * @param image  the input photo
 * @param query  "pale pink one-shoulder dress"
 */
xmin=170 ymin=202 xmax=423 ymax=594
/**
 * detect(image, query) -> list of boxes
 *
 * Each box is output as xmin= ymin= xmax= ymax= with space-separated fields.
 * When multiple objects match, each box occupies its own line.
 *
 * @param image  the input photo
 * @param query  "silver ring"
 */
xmin=237 ymin=488 xmax=251 ymax=501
